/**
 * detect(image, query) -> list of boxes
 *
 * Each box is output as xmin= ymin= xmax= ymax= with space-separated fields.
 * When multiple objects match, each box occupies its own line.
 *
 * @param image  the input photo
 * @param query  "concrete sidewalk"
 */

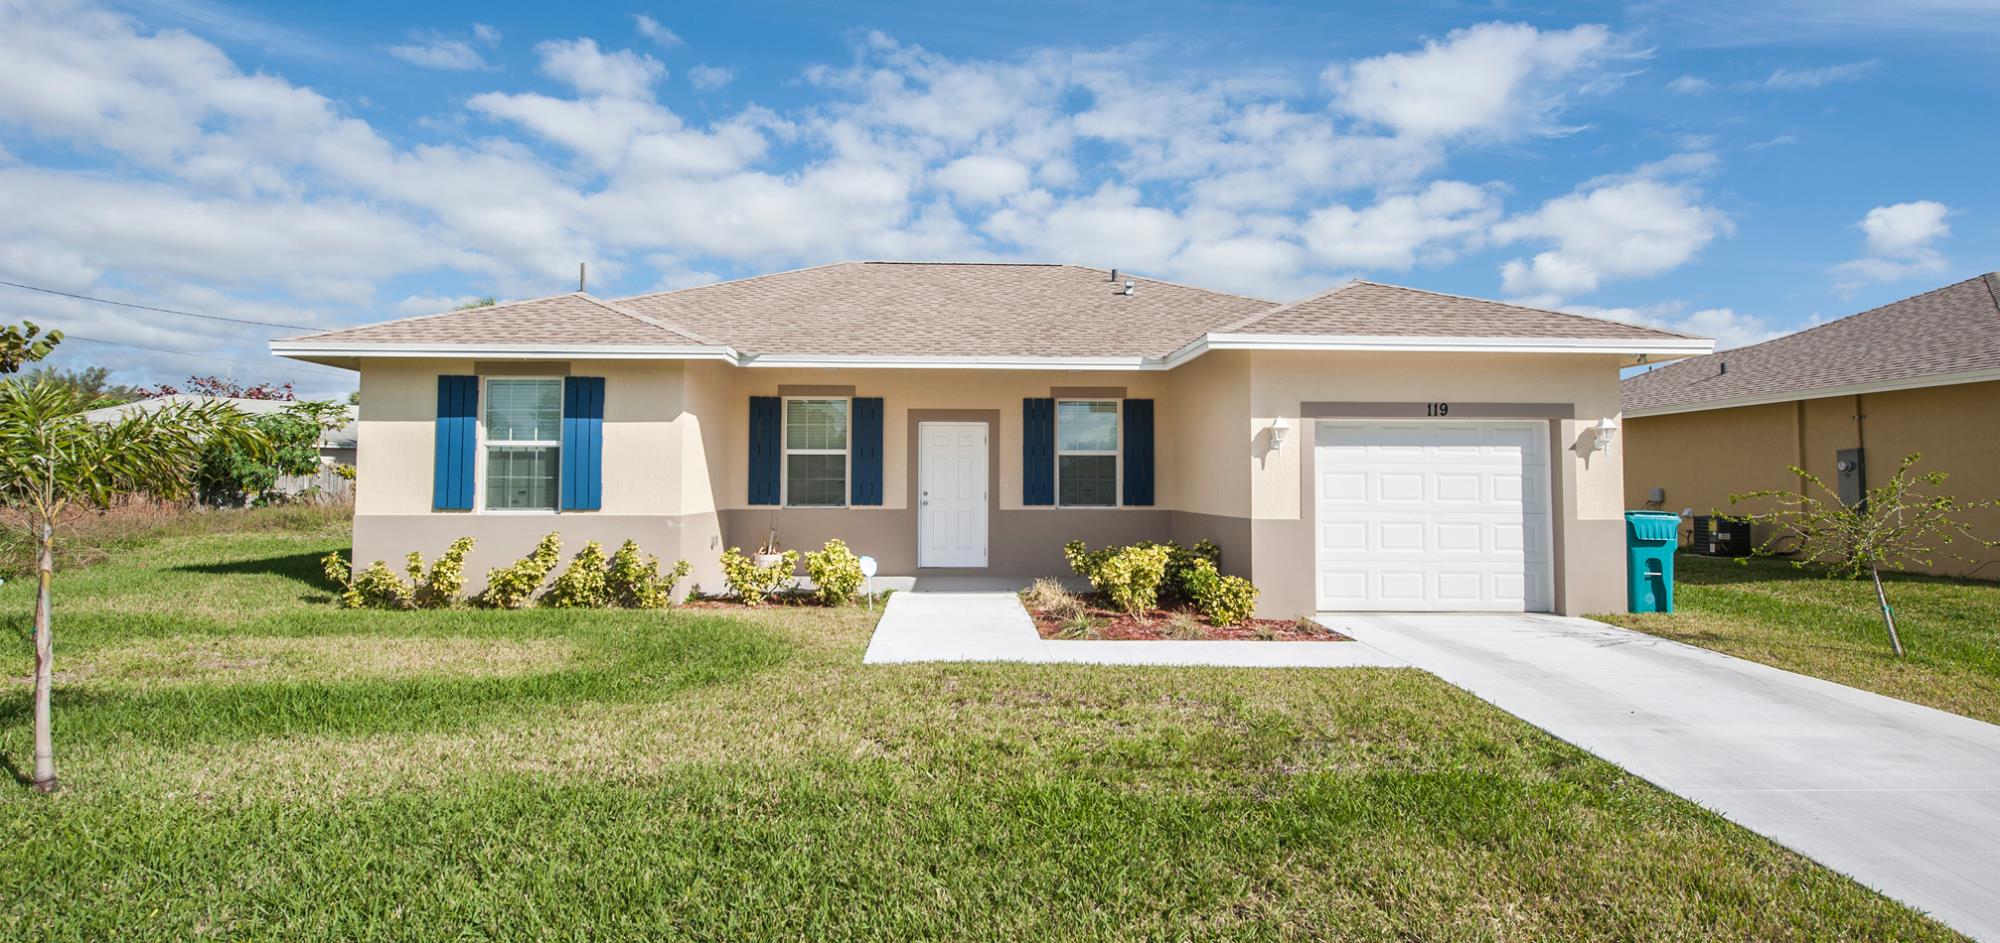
xmin=862 ymin=591 xmax=1404 ymax=668
xmin=1325 ymin=612 xmax=2000 ymax=941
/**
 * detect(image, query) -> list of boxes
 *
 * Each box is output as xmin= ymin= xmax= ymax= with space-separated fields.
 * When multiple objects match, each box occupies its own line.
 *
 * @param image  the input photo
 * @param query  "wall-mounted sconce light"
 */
xmin=1270 ymin=416 xmax=1291 ymax=449
xmin=1586 ymin=417 xmax=1619 ymax=453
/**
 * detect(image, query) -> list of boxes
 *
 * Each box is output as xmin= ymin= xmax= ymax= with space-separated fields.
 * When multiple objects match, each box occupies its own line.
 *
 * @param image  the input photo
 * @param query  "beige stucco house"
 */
xmin=273 ymin=262 xmax=1710 ymax=617
xmin=1623 ymin=272 xmax=2000 ymax=576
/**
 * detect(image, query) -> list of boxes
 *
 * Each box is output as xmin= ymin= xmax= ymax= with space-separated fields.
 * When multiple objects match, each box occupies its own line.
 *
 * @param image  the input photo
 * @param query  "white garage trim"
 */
xmin=1313 ymin=420 xmax=1555 ymax=612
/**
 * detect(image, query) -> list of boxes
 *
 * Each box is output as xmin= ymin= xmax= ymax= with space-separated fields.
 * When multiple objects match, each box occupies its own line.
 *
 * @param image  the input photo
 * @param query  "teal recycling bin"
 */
xmin=1625 ymin=511 xmax=1680 ymax=613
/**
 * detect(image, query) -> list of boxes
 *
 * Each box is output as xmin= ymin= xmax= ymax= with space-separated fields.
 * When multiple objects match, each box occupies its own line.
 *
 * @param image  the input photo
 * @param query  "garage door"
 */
xmin=1314 ymin=421 xmax=1553 ymax=612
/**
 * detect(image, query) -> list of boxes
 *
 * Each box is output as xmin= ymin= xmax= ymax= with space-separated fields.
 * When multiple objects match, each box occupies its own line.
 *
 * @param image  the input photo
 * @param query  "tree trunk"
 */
xmin=30 ymin=520 xmax=57 ymax=793
xmin=1870 ymin=564 xmax=1905 ymax=658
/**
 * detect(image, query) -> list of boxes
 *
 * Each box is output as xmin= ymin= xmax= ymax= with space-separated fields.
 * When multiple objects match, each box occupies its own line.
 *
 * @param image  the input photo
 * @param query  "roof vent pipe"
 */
xmin=1123 ymin=280 xmax=1135 ymax=296
xmin=1719 ymin=361 xmax=1727 ymax=376
xmin=1109 ymin=268 xmax=1117 ymax=283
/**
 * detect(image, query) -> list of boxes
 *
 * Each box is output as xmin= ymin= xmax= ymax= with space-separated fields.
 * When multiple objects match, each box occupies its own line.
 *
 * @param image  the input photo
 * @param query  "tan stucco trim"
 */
xmin=1050 ymin=386 xmax=1128 ymax=399
xmin=475 ymin=360 xmax=570 ymax=376
xmin=1300 ymin=401 xmax=1576 ymax=419
xmin=777 ymin=384 xmax=856 ymax=397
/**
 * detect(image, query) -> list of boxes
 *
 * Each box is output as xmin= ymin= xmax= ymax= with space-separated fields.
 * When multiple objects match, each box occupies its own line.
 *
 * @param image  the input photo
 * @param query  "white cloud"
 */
xmin=1302 ymin=181 xmax=1500 ymax=269
xmin=1326 ymin=22 xmax=1632 ymax=140
xmin=1494 ymin=175 xmax=1731 ymax=300
xmin=535 ymin=38 xmax=665 ymax=98
xmin=1760 ymin=59 xmax=1877 ymax=90
xmin=688 ymin=64 xmax=734 ymax=90
xmin=472 ymin=23 xmax=500 ymax=44
xmin=1666 ymin=75 xmax=1712 ymax=94
xmin=633 ymin=14 xmax=682 ymax=47
xmin=1832 ymin=200 xmax=1952 ymax=290
xmin=934 ymin=154 xmax=1032 ymax=203
xmin=388 ymin=38 xmax=487 ymax=70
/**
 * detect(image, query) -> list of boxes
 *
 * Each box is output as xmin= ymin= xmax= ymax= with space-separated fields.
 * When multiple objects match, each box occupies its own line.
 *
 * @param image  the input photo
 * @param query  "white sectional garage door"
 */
xmin=1314 ymin=421 xmax=1553 ymax=612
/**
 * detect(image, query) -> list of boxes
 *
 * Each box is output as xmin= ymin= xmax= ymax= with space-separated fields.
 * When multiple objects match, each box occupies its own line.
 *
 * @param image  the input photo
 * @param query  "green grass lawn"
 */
xmin=1599 ymin=554 xmax=2000 ymax=725
xmin=0 ymin=514 xmax=1964 ymax=941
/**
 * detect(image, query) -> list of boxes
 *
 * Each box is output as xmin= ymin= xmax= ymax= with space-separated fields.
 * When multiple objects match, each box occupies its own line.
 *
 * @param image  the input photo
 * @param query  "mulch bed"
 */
xmin=1027 ymin=597 xmax=1351 ymax=642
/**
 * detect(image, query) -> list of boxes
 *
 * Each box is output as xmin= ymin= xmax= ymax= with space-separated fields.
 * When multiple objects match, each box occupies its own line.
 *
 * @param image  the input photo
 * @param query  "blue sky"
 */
xmin=0 ymin=0 xmax=1994 ymax=395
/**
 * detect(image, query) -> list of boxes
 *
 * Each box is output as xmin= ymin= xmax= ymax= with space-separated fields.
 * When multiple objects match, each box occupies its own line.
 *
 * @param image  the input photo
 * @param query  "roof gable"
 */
xmin=1623 ymin=273 xmax=2000 ymax=414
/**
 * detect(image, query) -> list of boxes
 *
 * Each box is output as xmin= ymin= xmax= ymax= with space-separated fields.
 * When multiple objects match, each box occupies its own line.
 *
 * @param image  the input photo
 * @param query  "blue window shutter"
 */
xmin=1122 ymin=398 xmax=1155 ymax=506
xmin=432 ymin=375 xmax=477 ymax=511
xmin=1023 ymin=397 xmax=1055 ymax=506
xmin=748 ymin=396 xmax=781 ymax=505
xmin=851 ymin=397 xmax=884 ymax=505
xmin=560 ymin=376 xmax=605 ymax=511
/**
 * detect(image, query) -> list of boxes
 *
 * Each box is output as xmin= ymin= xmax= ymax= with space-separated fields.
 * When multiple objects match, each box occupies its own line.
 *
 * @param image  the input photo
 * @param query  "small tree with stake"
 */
xmin=1726 ymin=453 xmax=1998 ymax=657
xmin=0 ymin=380 xmax=262 ymax=792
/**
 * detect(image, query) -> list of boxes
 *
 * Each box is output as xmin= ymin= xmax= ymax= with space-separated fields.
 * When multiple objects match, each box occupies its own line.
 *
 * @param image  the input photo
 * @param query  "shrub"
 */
xmin=1056 ymin=611 xmax=1102 ymax=640
xmin=720 ymin=546 xmax=798 ymax=606
xmin=482 ymin=533 xmax=563 ymax=609
xmin=1184 ymin=558 xmax=1259 ymax=626
xmin=1021 ymin=577 xmax=1086 ymax=619
xmin=804 ymin=538 xmax=865 ymax=606
xmin=406 ymin=537 xmax=475 ymax=609
xmin=322 ymin=552 xmax=412 ymax=609
xmin=543 ymin=541 xmax=611 ymax=609
xmin=1164 ymin=611 xmax=1207 ymax=640
xmin=605 ymin=540 xmax=691 ymax=609
xmin=1063 ymin=540 xmax=1170 ymax=616
xmin=1162 ymin=539 xmax=1222 ymax=603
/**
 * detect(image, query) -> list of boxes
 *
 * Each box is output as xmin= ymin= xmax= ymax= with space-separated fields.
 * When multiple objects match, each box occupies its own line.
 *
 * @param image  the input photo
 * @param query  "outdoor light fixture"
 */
xmin=1270 ymin=416 xmax=1290 ymax=449
xmin=1588 ymin=417 xmax=1619 ymax=452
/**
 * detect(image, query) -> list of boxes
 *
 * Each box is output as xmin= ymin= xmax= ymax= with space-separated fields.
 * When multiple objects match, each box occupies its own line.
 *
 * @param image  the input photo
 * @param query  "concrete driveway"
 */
xmin=1324 ymin=612 xmax=2000 ymax=941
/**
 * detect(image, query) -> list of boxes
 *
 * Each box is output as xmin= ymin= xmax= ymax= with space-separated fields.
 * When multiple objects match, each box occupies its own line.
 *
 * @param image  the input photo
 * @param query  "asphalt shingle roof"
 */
xmin=1622 ymin=273 xmax=2000 ymax=413
xmin=288 ymin=263 xmax=1703 ymax=358
xmin=1225 ymin=280 xmax=1702 ymax=340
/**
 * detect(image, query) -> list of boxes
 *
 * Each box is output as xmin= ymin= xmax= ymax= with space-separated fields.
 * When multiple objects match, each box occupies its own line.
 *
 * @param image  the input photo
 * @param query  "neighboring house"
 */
xmin=1622 ymin=272 xmax=2000 ymax=575
xmin=272 ymin=262 xmax=1709 ymax=617
xmin=84 ymin=395 xmax=358 ymax=498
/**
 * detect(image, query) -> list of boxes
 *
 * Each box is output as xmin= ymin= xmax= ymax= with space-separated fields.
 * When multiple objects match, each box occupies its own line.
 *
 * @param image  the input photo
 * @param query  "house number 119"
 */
xmin=1425 ymin=402 xmax=1451 ymax=416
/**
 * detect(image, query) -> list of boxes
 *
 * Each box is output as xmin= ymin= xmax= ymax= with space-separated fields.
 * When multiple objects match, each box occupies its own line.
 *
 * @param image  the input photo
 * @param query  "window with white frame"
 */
xmin=785 ymin=397 xmax=848 ymax=507
xmin=485 ymin=378 xmax=562 ymax=510
xmin=1057 ymin=399 xmax=1119 ymax=507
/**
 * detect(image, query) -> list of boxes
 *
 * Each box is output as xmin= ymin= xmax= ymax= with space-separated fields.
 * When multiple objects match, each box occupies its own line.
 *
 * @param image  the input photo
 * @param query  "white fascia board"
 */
xmin=1160 ymin=333 xmax=1714 ymax=368
xmin=739 ymin=353 xmax=1160 ymax=371
xmin=1624 ymin=366 xmax=2000 ymax=418
xmin=268 ymin=342 xmax=742 ymax=362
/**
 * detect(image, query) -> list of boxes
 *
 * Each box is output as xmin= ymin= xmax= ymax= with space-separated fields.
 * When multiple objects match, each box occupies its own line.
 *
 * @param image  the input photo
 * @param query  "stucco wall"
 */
xmin=1625 ymin=380 xmax=2000 ymax=576
xmin=1241 ymin=350 xmax=1630 ymax=618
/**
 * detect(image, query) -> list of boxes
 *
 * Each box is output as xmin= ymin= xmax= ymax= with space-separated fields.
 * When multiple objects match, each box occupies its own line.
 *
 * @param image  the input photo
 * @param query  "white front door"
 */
xmin=919 ymin=422 xmax=988 ymax=568
xmin=1314 ymin=420 xmax=1554 ymax=612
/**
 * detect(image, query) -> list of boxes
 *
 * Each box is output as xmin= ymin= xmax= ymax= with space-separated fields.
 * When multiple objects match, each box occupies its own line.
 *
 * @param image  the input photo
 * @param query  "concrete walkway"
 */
xmin=1324 ymin=612 xmax=2000 ymax=941
xmin=861 ymin=591 xmax=1404 ymax=668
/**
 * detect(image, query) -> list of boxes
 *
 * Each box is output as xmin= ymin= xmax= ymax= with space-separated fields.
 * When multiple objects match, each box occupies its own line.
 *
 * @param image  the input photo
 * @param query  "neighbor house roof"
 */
xmin=1224 ymin=280 xmax=1701 ymax=340
xmin=274 ymin=261 xmax=1712 ymax=368
xmin=1622 ymin=273 xmax=2000 ymax=416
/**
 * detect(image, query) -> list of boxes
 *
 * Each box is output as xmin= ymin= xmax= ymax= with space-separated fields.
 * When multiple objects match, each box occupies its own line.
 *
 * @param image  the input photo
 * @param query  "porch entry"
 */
xmin=918 ymin=421 xmax=989 ymax=568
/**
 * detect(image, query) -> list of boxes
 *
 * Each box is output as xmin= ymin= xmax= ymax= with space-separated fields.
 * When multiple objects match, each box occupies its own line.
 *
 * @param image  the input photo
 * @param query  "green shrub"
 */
xmin=1162 ymin=539 xmax=1222 ymax=603
xmin=804 ymin=538 xmax=865 ymax=606
xmin=1063 ymin=539 xmax=1170 ymax=616
xmin=542 ymin=541 xmax=611 ymax=609
xmin=1184 ymin=558 xmax=1259 ymax=626
xmin=322 ymin=551 xmax=412 ymax=609
xmin=406 ymin=537 xmax=475 ymax=609
xmin=605 ymin=540 xmax=690 ymax=609
xmin=720 ymin=547 xmax=798 ymax=606
xmin=482 ymin=533 xmax=563 ymax=609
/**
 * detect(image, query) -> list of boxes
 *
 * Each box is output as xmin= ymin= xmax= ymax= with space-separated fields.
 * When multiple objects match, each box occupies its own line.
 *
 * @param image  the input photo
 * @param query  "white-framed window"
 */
xmin=483 ymin=377 xmax=562 ymax=511
xmin=784 ymin=396 xmax=849 ymax=508
xmin=1056 ymin=399 xmax=1119 ymax=507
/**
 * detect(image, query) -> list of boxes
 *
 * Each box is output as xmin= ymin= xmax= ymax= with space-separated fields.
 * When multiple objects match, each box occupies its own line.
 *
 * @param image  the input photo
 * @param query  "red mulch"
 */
xmin=1028 ymin=598 xmax=1350 ymax=642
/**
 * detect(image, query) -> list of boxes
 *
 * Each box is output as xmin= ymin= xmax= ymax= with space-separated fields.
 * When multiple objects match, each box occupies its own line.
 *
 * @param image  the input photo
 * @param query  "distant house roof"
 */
xmin=1224 ymin=280 xmax=1701 ymax=340
xmin=275 ymin=261 xmax=1711 ymax=367
xmin=83 ymin=395 xmax=357 ymax=450
xmin=1623 ymin=273 xmax=2000 ymax=416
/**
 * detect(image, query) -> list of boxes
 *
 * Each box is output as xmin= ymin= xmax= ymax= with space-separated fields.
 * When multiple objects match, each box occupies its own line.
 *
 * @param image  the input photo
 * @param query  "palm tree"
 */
xmin=0 ymin=381 xmax=262 ymax=792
